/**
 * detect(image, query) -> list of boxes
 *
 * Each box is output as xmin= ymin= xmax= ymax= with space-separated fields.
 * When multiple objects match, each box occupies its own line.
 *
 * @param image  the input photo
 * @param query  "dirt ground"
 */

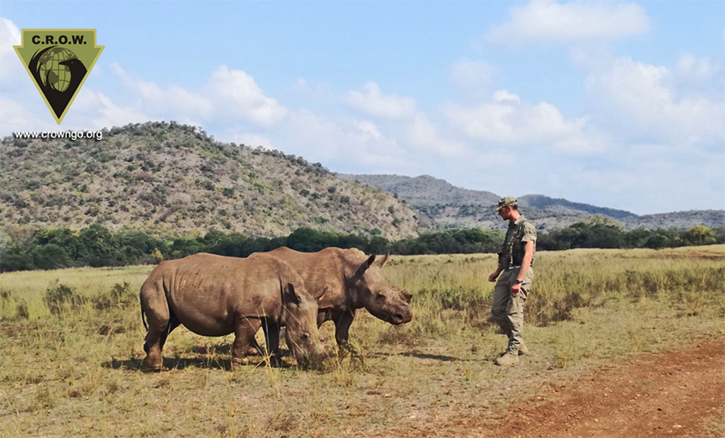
xmin=375 ymin=341 xmax=725 ymax=438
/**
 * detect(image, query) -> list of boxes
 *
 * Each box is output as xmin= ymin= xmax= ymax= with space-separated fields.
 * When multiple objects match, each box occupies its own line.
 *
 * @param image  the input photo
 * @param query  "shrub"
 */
xmin=92 ymin=282 xmax=136 ymax=311
xmin=44 ymin=282 xmax=87 ymax=316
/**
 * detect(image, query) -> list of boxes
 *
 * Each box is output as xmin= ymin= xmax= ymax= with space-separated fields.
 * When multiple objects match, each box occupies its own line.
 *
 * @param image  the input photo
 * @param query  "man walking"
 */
xmin=488 ymin=197 xmax=537 ymax=366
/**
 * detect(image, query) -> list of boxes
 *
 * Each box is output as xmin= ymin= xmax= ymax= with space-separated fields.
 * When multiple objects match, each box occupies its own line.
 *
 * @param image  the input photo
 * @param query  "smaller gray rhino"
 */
xmin=140 ymin=253 xmax=321 ymax=370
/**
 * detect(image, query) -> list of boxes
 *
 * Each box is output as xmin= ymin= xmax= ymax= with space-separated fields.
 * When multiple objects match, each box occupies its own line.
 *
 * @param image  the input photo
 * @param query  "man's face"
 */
xmin=497 ymin=206 xmax=510 ymax=220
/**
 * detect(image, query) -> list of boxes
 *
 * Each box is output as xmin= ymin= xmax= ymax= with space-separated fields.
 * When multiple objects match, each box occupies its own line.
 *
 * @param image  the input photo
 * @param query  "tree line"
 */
xmin=1 ymin=221 xmax=723 ymax=272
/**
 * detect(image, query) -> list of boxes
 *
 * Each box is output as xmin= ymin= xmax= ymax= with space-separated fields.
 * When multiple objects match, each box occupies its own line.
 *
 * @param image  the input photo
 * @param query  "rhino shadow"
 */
xmin=102 ymin=357 xmax=231 ymax=371
xmin=102 ymin=353 xmax=294 ymax=372
xmin=371 ymin=351 xmax=473 ymax=362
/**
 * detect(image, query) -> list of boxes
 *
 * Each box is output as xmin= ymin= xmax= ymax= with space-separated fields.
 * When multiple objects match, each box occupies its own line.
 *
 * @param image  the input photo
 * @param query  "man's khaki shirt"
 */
xmin=498 ymin=216 xmax=537 ymax=269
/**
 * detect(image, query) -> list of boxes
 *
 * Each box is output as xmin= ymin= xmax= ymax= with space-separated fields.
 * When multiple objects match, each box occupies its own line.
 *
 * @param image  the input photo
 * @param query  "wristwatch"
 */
xmin=514 ymin=279 xmax=524 ymax=285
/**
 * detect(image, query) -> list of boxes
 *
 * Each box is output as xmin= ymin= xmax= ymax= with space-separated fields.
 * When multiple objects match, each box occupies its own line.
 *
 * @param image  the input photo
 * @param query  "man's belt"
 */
xmin=507 ymin=263 xmax=533 ymax=270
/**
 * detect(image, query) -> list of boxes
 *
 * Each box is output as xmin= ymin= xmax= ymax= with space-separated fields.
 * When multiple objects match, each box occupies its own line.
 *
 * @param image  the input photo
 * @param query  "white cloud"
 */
xmin=487 ymin=0 xmax=652 ymax=46
xmin=492 ymin=90 xmax=521 ymax=103
xmin=0 ymin=96 xmax=52 ymax=133
xmin=450 ymin=59 xmax=497 ymax=92
xmin=676 ymin=54 xmax=717 ymax=81
xmin=0 ymin=16 xmax=23 ymax=85
xmin=71 ymin=89 xmax=152 ymax=130
xmin=107 ymin=64 xmax=288 ymax=129
xmin=586 ymin=57 xmax=725 ymax=144
xmin=344 ymin=82 xmax=417 ymax=120
xmin=355 ymin=120 xmax=383 ymax=140
xmin=443 ymin=90 xmax=603 ymax=153
xmin=283 ymin=109 xmax=410 ymax=170
xmin=205 ymin=65 xmax=288 ymax=127
xmin=566 ymin=152 xmax=725 ymax=213
xmin=409 ymin=112 xmax=466 ymax=157
xmin=113 ymin=63 xmax=213 ymax=119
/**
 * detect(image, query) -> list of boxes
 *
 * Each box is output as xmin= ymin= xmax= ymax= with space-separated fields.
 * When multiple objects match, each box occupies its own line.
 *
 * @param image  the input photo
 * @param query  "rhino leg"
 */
xmin=159 ymin=313 xmax=181 ymax=351
xmin=140 ymin=281 xmax=170 ymax=370
xmin=261 ymin=321 xmax=282 ymax=367
xmin=333 ymin=309 xmax=359 ymax=356
xmin=231 ymin=317 xmax=262 ymax=370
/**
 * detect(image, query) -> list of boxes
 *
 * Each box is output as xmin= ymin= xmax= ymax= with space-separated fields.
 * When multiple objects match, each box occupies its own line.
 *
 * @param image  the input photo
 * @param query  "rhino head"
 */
xmin=281 ymin=282 xmax=323 ymax=367
xmin=346 ymin=253 xmax=413 ymax=325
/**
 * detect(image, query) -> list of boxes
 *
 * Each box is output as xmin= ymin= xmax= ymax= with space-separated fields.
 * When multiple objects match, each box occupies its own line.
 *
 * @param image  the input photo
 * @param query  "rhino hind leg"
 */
xmin=159 ymin=313 xmax=181 ymax=351
xmin=231 ymin=318 xmax=262 ymax=370
xmin=140 ymin=281 xmax=170 ymax=370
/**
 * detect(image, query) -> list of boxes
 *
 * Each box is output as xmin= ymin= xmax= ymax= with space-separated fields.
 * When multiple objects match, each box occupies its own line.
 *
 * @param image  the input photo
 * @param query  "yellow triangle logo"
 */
xmin=13 ymin=29 xmax=104 ymax=125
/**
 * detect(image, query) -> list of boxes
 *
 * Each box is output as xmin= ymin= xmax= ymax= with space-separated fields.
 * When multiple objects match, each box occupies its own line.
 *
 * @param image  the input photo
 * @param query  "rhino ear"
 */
xmin=373 ymin=253 xmax=389 ymax=269
xmin=355 ymin=254 xmax=376 ymax=277
xmin=284 ymin=283 xmax=301 ymax=305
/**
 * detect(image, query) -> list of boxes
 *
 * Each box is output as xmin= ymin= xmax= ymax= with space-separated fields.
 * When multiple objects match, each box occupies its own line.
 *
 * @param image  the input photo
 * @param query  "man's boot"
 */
xmin=495 ymin=350 xmax=519 ymax=366
xmin=518 ymin=340 xmax=529 ymax=356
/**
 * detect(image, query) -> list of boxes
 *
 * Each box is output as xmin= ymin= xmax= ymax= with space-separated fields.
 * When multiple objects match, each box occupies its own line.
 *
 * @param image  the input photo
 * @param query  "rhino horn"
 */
xmin=373 ymin=253 xmax=390 ymax=268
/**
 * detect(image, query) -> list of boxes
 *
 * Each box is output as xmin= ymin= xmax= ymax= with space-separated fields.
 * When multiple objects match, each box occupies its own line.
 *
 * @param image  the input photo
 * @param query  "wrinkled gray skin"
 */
xmin=140 ymin=253 xmax=321 ymax=369
xmin=264 ymin=247 xmax=413 ymax=351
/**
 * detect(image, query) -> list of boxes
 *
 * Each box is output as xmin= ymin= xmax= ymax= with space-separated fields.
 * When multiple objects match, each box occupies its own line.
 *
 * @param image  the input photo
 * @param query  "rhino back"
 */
xmin=267 ymin=247 xmax=359 ymax=309
xmin=161 ymin=253 xmax=285 ymax=336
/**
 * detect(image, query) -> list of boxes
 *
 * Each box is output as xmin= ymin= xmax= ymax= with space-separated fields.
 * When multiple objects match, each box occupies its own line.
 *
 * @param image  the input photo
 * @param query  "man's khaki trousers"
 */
xmin=491 ymin=267 xmax=534 ymax=352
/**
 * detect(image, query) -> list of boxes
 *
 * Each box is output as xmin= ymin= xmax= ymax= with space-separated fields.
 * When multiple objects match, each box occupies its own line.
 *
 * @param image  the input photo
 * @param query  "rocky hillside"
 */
xmin=338 ymin=174 xmax=724 ymax=231
xmin=337 ymin=174 xmax=499 ymax=207
xmin=0 ymin=122 xmax=420 ymax=238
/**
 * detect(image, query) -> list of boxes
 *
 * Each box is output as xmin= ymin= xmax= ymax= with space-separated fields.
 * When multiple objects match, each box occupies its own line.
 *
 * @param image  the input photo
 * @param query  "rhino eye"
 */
xmin=375 ymin=293 xmax=386 ymax=303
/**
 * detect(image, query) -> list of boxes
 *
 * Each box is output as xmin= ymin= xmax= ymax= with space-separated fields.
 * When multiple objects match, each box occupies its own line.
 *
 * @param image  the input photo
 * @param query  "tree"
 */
xmin=682 ymin=225 xmax=717 ymax=246
xmin=644 ymin=234 xmax=669 ymax=249
xmin=31 ymin=244 xmax=70 ymax=270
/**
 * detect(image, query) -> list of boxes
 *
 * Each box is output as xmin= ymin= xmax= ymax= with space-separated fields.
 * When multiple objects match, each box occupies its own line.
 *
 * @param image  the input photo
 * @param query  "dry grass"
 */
xmin=0 ymin=245 xmax=723 ymax=437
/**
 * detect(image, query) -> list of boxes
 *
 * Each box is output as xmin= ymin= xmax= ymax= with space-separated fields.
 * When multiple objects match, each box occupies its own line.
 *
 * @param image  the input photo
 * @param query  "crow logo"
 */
xmin=14 ymin=29 xmax=104 ymax=124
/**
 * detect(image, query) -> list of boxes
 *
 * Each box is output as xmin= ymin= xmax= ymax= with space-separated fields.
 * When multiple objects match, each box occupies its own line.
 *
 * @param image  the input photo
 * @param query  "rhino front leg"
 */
xmin=261 ymin=321 xmax=282 ymax=367
xmin=231 ymin=317 xmax=261 ymax=370
xmin=334 ymin=309 xmax=358 ymax=356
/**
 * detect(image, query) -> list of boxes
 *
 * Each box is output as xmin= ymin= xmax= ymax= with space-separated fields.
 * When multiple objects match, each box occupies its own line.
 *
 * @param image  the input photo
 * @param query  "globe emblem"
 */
xmin=36 ymin=47 xmax=78 ymax=92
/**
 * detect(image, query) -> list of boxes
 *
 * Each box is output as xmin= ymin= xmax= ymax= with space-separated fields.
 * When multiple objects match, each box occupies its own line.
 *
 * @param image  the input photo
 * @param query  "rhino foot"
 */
xmin=231 ymin=357 xmax=250 ymax=370
xmin=141 ymin=359 xmax=163 ymax=372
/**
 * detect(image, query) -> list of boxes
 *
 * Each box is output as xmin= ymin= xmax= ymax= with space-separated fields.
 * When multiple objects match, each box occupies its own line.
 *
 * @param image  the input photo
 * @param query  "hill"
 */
xmin=337 ymin=174 xmax=499 ymax=207
xmin=0 ymin=122 xmax=420 ymax=239
xmin=338 ymin=174 xmax=724 ymax=231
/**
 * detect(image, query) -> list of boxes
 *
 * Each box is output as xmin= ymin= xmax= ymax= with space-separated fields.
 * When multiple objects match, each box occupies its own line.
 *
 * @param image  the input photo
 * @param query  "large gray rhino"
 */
xmin=139 ymin=252 xmax=322 ymax=370
xmin=265 ymin=247 xmax=412 ymax=351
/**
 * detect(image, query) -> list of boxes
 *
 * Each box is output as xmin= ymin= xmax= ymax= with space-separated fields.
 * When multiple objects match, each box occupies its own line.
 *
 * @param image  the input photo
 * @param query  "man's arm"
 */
xmin=516 ymin=241 xmax=535 ymax=282
xmin=488 ymin=265 xmax=503 ymax=282
xmin=510 ymin=240 xmax=534 ymax=295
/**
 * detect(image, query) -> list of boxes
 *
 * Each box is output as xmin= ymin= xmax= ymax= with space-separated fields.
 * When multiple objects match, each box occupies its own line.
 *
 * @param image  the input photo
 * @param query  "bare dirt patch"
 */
xmin=475 ymin=341 xmax=724 ymax=438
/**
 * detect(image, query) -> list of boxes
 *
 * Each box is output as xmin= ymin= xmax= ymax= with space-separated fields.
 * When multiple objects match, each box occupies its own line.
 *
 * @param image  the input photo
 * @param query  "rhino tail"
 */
xmin=141 ymin=303 xmax=148 ymax=330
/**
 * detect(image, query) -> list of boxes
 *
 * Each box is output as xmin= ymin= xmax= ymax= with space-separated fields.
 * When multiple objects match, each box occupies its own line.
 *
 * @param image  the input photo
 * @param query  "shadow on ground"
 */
xmin=102 ymin=351 xmax=295 ymax=372
xmin=371 ymin=351 xmax=474 ymax=362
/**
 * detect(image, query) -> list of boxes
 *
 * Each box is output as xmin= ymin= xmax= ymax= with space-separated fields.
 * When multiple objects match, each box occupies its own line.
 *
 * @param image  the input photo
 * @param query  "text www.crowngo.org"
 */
xmin=13 ymin=130 xmax=103 ymax=141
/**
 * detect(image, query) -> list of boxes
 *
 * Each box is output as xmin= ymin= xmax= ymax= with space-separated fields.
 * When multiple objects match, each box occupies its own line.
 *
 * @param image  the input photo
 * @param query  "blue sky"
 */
xmin=1 ymin=1 xmax=723 ymax=215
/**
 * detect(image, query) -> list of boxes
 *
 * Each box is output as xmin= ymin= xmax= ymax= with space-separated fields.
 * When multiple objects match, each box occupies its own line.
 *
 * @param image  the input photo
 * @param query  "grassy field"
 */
xmin=1 ymin=246 xmax=723 ymax=437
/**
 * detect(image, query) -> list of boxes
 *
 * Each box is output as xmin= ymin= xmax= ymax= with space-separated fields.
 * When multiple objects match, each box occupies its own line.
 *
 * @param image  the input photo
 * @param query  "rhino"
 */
xmin=139 ymin=252 xmax=322 ymax=370
xmin=263 ymin=247 xmax=412 ymax=352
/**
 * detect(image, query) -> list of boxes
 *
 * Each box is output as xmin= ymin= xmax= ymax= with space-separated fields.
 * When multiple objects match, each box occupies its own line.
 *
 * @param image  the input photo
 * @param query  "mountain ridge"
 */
xmin=337 ymin=173 xmax=724 ymax=231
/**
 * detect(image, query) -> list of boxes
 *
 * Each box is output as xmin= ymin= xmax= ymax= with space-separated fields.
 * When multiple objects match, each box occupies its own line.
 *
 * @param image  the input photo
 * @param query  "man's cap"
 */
xmin=495 ymin=196 xmax=517 ymax=212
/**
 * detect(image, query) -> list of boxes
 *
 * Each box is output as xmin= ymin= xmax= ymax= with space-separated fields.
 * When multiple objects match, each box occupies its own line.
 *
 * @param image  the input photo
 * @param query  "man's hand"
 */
xmin=511 ymin=282 xmax=522 ymax=295
xmin=488 ymin=272 xmax=499 ymax=282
